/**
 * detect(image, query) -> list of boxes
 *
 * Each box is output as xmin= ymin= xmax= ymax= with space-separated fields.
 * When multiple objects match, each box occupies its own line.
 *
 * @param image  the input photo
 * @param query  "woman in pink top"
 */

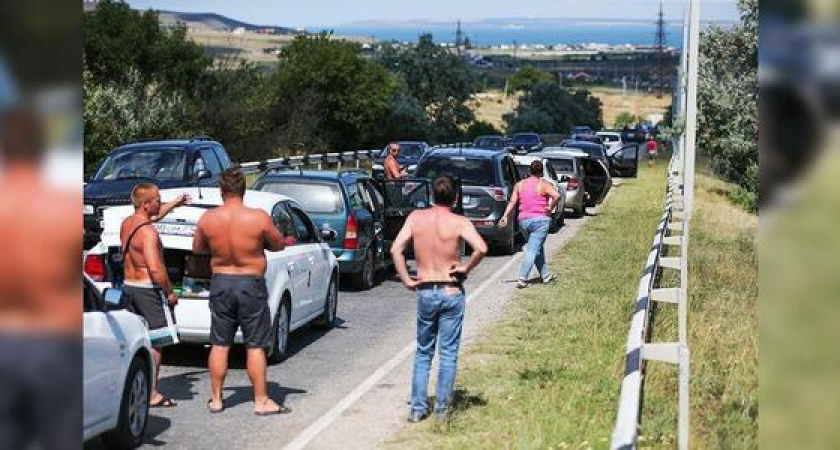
xmin=499 ymin=160 xmax=562 ymax=288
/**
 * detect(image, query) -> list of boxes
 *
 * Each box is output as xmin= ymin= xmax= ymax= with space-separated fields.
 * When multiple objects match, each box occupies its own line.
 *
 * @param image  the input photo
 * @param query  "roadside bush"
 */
xmin=466 ymin=121 xmax=503 ymax=140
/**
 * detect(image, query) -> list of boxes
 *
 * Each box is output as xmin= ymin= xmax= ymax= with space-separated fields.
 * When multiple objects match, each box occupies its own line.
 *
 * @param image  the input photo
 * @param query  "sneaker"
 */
xmin=542 ymin=273 xmax=557 ymax=284
xmin=516 ymin=279 xmax=529 ymax=289
xmin=407 ymin=411 xmax=429 ymax=423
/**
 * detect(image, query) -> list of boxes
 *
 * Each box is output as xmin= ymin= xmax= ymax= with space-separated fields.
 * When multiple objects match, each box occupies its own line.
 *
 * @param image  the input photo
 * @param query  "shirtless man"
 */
xmin=192 ymin=168 xmax=289 ymax=415
xmin=120 ymin=183 xmax=190 ymax=408
xmin=390 ymin=175 xmax=487 ymax=422
xmin=384 ymin=142 xmax=407 ymax=180
xmin=0 ymin=106 xmax=82 ymax=447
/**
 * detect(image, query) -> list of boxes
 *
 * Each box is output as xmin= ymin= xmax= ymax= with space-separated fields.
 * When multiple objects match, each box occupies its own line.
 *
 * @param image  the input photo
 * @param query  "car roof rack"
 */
xmin=189 ymin=135 xmax=215 ymax=142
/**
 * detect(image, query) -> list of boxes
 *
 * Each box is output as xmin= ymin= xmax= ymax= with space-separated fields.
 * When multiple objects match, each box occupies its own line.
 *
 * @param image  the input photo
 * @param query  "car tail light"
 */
xmin=344 ymin=215 xmax=358 ymax=249
xmin=567 ymin=177 xmax=580 ymax=191
xmin=84 ymin=254 xmax=107 ymax=282
xmin=484 ymin=188 xmax=506 ymax=201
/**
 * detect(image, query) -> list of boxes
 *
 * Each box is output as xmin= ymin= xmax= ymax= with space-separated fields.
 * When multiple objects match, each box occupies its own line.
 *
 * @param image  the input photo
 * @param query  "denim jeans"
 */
xmin=519 ymin=216 xmax=551 ymax=281
xmin=411 ymin=285 xmax=465 ymax=416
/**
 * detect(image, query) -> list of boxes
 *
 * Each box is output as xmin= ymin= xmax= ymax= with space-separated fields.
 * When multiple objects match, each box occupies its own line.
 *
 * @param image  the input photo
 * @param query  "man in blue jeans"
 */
xmin=391 ymin=176 xmax=488 ymax=423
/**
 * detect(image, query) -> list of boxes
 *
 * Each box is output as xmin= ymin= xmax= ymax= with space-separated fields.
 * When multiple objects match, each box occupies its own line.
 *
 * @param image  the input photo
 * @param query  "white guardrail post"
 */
xmin=611 ymin=0 xmax=698 ymax=448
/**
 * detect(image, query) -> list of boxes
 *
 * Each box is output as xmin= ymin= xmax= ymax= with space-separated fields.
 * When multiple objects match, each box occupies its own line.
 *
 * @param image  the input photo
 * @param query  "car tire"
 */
xmin=267 ymin=298 xmax=291 ymax=365
xmin=497 ymin=228 xmax=517 ymax=256
xmin=315 ymin=275 xmax=339 ymax=330
xmin=102 ymin=356 xmax=150 ymax=449
xmin=352 ymin=248 xmax=376 ymax=290
xmin=573 ymin=205 xmax=585 ymax=218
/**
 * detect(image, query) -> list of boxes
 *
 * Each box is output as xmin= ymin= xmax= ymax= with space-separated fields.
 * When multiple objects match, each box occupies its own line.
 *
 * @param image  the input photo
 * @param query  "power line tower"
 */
xmin=455 ymin=20 xmax=465 ymax=56
xmin=653 ymin=1 xmax=669 ymax=98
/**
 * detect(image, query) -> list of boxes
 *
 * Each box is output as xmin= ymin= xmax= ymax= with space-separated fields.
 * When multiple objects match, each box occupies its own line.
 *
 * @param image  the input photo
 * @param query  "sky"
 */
xmin=125 ymin=0 xmax=741 ymax=28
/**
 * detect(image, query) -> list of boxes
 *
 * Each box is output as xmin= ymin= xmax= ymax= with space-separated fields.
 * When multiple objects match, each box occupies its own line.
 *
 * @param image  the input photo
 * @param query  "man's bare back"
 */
xmin=193 ymin=200 xmax=284 ymax=276
xmin=0 ymin=173 xmax=81 ymax=333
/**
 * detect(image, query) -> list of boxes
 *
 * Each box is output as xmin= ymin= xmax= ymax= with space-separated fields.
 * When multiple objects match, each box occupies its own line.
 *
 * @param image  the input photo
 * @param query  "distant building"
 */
xmin=233 ymin=27 xmax=246 ymax=35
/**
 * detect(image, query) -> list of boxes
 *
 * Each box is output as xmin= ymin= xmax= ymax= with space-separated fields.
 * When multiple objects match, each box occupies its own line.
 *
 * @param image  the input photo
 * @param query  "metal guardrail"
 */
xmin=237 ymin=149 xmax=379 ymax=175
xmin=611 ymin=0 xmax=698 ymax=448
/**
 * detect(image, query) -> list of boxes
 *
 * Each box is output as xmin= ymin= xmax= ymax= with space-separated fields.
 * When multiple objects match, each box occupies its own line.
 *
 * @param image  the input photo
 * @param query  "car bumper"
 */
xmin=470 ymin=218 xmax=512 ymax=243
xmin=174 ymin=297 xmax=251 ymax=344
xmin=335 ymin=249 xmax=364 ymax=274
xmin=564 ymin=189 xmax=583 ymax=209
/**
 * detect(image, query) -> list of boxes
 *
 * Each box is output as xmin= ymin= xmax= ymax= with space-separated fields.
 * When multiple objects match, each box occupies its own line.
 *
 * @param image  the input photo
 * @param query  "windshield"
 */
xmin=542 ymin=156 xmax=575 ymax=173
xmin=599 ymin=134 xmax=620 ymax=142
xmin=380 ymin=143 xmax=425 ymax=158
xmin=416 ymin=156 xmax=496 ymax=186
xmin=512 ymin=134 xmax=539 ymax=144
xmin=259 ymin=182 xmax=344 ymax=215
xmin=474 ymin=137 xmax=504 ymax=148
xmin=94 ymin=148 xmax=187 ymax=181
xmin=565 ymin=143 xmax=606 ymax=159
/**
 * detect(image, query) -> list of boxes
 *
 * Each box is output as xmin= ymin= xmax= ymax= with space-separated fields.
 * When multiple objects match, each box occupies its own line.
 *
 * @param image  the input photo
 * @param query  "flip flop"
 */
xmin=150 ymin=397 xmax=177 ymax=408
xmin=254 ymin=400 xmax=292 ymax=416
xmin=207 ymin=399 xmax=224 ymax=414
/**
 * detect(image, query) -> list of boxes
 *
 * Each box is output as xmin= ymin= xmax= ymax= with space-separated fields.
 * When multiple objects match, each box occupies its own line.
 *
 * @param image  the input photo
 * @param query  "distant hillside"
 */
xmin=156 ymin=10 xmax=297 ymax=34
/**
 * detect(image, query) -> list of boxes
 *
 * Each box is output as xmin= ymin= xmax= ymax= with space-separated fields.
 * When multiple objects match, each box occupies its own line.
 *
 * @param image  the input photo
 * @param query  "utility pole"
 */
xmin=653 ymin=1 xmax=669 ymax=98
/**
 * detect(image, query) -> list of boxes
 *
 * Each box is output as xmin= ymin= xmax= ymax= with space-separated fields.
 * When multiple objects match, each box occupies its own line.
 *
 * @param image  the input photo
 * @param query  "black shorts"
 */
xmin=124 ymin=284 xmax=174 ymax=331
xmin=209 ymin=274 xmax=271 ymax=348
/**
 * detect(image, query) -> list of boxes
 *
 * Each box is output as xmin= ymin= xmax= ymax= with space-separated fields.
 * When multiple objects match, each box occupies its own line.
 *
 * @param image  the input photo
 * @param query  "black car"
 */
xmin=415 ymin=148 xmax=522 ymax=255
xmin=506 ymin=132 xmax=544 ymax=154
xmin=559 ymin=140 xmax=609 ymax=168
xmin=570 ymin=125 xmax=595 ymax=136
xmin=473 ymin=135 xmax=507 ymax=149
xmin=371 ymin=141 xmax=430 ymax=179
xmin=83 ymin=137 xmax=234 ymax=249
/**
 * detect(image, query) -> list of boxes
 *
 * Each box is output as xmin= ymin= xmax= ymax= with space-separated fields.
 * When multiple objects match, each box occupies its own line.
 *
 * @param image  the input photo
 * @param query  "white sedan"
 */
xmin=596 ymin=131 xmax=624 ymax=156
xmin=84 ymin=275 xmax=154 ymax=448
xmin=90 ymin=188 xmax=340 ymax=364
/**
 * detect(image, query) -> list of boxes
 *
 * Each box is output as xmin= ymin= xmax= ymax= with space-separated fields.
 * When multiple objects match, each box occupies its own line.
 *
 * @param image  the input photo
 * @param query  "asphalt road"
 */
xmin=86 ymin=208 xmax=599 ymax=450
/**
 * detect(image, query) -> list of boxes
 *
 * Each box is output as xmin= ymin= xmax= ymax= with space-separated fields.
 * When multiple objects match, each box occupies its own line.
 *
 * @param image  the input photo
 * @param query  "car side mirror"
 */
xmin=103 ymin=288 xmax=127 ymax=311
xmin=321 ymin=225 xmax=337 ymax=242
xmin=196 ymin=169 xmax=211 ymax=181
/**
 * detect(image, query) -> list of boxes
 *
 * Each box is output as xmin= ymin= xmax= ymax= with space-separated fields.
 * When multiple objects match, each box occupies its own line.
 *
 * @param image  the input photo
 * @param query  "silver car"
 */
xmin=530 ymin=149 xmax=612 ymax=217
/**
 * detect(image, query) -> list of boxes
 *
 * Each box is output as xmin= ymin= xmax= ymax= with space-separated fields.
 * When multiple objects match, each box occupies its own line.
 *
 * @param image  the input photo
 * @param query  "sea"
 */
xmin=321 ymin=20 xmax=711 ymax=48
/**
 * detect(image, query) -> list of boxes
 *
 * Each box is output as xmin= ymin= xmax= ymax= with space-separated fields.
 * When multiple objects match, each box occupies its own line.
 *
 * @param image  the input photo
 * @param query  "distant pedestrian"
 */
xmin=646 ymin=135 xmax=658 ymax=167
xmin=498 ymin=160 xmax=561 ymax=289
xmin=121 ymin=183 xmax=190 ymax=408
xmin=391 ymin=175 xmax=487 ymax=423
xmin=384 ymin=142 xmax=408 ymax=180
xmin=192 ymin=168 xmax=291 ymax=415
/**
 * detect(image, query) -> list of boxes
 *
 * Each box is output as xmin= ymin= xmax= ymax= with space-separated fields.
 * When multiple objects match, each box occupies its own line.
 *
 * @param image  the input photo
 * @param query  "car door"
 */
xmin=361 ymin=179 xmax=388 ymax=261
xmin=580 ymin=157 xmax=612 ymax=206
xmin=271 ymin=202 xmax=310 ymax=325
xmin=353 ymin=180 xmax=377 ymax=258
xmin=288 ymin=205 xmax=323 ymax=318
xmin=609 ymin=144 xmax=640 ymax=177
xmin=83 ymin=278 xmax=122 ymax=432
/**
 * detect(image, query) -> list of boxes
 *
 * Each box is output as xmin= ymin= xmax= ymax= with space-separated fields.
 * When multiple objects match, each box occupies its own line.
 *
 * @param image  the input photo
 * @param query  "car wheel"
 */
xmin=267 ymin=299 xmax=291 ymax=365
xmin=352 ymin=248 xmax=376 ymax=290
xmin=497 ymin=228 xmax=516 ymax=255
xmin=102 ymin=356 xmax=150 ymax=449
xmin=316 ymin=275 xmax=339 ymax=330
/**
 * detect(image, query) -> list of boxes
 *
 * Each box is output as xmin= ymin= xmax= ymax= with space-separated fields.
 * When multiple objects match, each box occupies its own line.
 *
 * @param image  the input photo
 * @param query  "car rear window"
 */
xmin=512 ymin=134 xmax=539 ymax=144
xmin=543 ymin=157 xmax=575 ymax=173
xmin=475 ymin=137 xmax=504 ymax=147
xmin=259 ymin=182 xmax=344 ymax=215
xmin=380 ymin=143 xmax=425 ymax=158
xmin=416 ymin=156 xmax=497 ymax=186
xmin=599 ymin=134 xmax=620 ymax=142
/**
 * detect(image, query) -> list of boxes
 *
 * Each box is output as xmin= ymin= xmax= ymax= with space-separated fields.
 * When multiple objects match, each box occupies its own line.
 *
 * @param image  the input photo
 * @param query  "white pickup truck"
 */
xmin=86 ymin=187 xmax=340 ymax=364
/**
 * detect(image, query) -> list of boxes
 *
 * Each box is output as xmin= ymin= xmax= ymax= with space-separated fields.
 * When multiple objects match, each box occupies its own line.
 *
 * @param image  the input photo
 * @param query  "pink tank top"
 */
xmin=518 ymin=177 xmax=550 ymax=220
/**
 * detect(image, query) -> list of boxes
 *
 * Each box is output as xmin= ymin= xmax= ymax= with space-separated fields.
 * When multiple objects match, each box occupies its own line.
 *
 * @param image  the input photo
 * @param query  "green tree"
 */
xmin=83 ymin=69 xmax=191 ymax=175
xmin=83 ymin=0 xmax=210 ymax=92
xmin=275 ymin=34 xmax=396 ymax=151
xmin=504 ymin=83 xmax=603 ymax=134
xmin=379 ymin=34 xmax=477 ymax=143
xmin=507 ymin=65 xmax=554 ymax=93
xmin=698 ymin=0 xmax=757 ymax=210
xmin=465 ymin=120 xmax=503 ymax=140
xmin=615 ymin=111 xmax=640 ymax=128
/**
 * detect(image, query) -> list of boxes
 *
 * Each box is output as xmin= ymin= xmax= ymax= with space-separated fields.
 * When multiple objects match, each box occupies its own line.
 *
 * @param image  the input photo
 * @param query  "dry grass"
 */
xmin=467 ymin=90 xmax=519 ymax=131
xmin=589 ymin=86 xmax=671 ymax=129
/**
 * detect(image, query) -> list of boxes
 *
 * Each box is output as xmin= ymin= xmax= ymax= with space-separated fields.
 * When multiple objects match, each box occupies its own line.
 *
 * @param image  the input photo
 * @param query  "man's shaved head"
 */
xmin=131 ymin=183 xmax=159 ymax=209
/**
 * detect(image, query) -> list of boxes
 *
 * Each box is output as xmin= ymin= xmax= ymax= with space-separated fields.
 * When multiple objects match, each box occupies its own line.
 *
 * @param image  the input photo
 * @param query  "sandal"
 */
xmin=207 ymin=399 xmax=224 ymax=414
xmin=150 ymin=397 xmax=177 ymax=408
xmin=254 ymin=399 xmax=292 ymax=416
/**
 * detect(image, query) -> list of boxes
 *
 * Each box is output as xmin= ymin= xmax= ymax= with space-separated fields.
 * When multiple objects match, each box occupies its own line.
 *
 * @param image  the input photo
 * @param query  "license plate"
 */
xmin=154 ymin=223 xmax=196 ymax=237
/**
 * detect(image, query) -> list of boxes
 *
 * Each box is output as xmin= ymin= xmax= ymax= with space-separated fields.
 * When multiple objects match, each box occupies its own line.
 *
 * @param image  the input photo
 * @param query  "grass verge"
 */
xmin=383 ymin=159 xmax=757 ymax=449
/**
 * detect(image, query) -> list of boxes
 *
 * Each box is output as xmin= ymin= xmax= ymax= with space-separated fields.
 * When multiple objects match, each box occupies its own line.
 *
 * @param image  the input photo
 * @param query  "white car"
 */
xmin=596 ymin=131 xmax=624 ymax=157
xmin=84 ymin=275 xmax=154 ymax=448
xmin=89 ymin=188 xmax=340 ymax=364
xmin=512 ymin=154 xmax=567 ymax=230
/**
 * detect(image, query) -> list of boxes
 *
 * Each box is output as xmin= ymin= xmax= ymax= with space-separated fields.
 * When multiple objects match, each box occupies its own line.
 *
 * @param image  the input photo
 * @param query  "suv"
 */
xmin=83 ymin=137 xmax=234 ymax=249
xmin=371 ymin=141 xmax=430 ymax=179
xmin=506 ymin=132 xmax=544 ymax=154
xmin=253 ymin=170 xmax=391 ymax=290
xmin=571 ymin=125 xmax=595 ymax=136
xmin=415 ymin=148 xmax=522 ymax=255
